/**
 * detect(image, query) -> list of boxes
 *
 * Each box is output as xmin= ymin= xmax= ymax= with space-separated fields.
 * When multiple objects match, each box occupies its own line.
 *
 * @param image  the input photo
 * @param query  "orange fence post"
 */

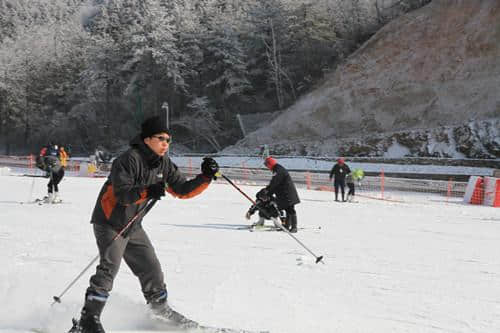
xmin=306 ymin=172 xmax=311 ymax=190
xmin=446 ymin=178 xmax=452 ymax=203
xmin=242 ymin=162 xmax=248 ymax=182
xmin=188 ymin=157 xmax=193 ymax=177
xmin=380 ymin=168 xmax=385 ymax=199
xmin=29 ymin=154 xmax=34 ymax=168
xmin=470 ymin=177 xmax=484 ymax=205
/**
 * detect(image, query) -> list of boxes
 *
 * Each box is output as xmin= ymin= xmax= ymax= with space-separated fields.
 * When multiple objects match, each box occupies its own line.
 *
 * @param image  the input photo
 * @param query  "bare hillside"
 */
xmin=226 ymin=0 xmax=500 ymax=157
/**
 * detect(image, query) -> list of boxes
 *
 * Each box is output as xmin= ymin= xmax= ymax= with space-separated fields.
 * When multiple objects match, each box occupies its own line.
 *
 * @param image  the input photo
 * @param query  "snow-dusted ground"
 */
xmin=0 ymin=173 xmax=499 ymax=333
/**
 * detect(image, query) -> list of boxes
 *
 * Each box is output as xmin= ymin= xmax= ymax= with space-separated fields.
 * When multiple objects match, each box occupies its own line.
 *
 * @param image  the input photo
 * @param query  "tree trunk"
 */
xmin=105 ymin=57 xmax=111 ymax=134
xmin=269 ymin=19 xmax=283 ymax=109
xmin=24 ymin=86 xmax=30 ymax=146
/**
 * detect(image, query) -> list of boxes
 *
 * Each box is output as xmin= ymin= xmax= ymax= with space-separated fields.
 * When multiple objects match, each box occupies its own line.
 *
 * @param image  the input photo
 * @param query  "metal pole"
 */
xmin=236 ymin=114 xmax=246 ymax=137
xmin=162 ymin=102 xmax=169 ymax=130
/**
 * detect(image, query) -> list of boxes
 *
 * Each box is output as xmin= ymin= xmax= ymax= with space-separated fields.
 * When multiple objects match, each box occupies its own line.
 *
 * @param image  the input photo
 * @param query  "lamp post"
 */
xmin=162 ymin=102 xmax=169 ymax=130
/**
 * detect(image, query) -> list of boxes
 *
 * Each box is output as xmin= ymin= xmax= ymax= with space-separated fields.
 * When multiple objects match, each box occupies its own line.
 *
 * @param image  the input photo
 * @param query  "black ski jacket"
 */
xmin=265 ymin=164 xmax=300 ymax=209
xmin=90 ymin=136 xmax=211 ymax=233
xmin=247 ymin=198 xmax=280 ymax=219
xmin=329 ymin=163 xmax=351 ymax=181
xmin=36 ymin=155 xmax=62 ymax=173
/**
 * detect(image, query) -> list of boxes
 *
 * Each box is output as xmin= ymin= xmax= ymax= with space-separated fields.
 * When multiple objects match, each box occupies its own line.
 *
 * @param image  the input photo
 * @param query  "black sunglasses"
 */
xmin=153 ymin=135 xmax=172 ymax=143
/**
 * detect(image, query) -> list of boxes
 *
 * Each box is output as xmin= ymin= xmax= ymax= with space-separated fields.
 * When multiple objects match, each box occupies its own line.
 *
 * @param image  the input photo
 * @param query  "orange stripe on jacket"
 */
xmin=167 ymin=182 xmax=209 ymax=199
xmin=135 ymin=189 xmax=149 ymax=205
xmin=101 ymin=184 xmax=117 ymax=220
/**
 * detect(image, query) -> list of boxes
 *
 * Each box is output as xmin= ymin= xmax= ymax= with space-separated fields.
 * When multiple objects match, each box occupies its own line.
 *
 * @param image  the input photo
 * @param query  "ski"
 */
xmin=18 ymin=174 xmax=48 ymax=178
xmin=249 ymin=225 xmax=281 ymax=232
xmin=185 ymin=324 xmax=269 ymax=333
xmin=60 ymin=316 xmax=268 ymax=333
xmin=148 ymin=306 xmax=269 ymax=333
xmin=20 ymin=198 xmax=66 ymax=205
xmin=246 ymin=224 xmax=309 ymax=232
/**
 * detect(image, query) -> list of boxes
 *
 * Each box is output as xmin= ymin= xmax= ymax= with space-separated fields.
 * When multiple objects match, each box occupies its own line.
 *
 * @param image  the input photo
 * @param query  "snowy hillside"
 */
xmin=225 ymin=119 xmax=500 ymax=158
xmin=1 ymin=174 xmax=499 ymax=333
xmin=226 ymin=0 xmax=500 ymax=158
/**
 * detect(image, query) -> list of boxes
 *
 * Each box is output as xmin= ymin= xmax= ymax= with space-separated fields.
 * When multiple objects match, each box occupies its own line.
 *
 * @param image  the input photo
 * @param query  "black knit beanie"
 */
xmin=140 ymin=116 xmax=169 ymax=139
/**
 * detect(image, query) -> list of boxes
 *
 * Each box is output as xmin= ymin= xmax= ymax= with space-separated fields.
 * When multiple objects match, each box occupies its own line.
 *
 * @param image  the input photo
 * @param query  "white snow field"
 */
xmin=0 ymin=174 xmax=499 ymax=333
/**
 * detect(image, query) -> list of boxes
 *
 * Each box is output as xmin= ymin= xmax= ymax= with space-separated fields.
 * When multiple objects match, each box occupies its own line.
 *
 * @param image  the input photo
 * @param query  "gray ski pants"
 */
xmin=87 ymin=223 xmax=166 ymax=302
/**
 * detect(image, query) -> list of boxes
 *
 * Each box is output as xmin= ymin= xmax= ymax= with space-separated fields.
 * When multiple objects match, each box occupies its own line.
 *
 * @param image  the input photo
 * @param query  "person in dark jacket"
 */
xmin=70 ymin=116 xmax=219 ymax=333
xmin=245 ymin=188 xmax=283 ymax=228
xmin=37 ymin=144 xmax=65 ymax=203
xmin=329 ymin=158 xmax=351 ymax=202
xmin=345 ymin=172 xmax=355 ymax=202
xmin=264 ymin=157 xmax=300 ymax=233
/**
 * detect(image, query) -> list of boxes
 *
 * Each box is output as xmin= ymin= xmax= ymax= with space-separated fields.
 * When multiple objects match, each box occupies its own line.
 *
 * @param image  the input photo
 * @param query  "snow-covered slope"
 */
xmin=1 ymin=174 xmax=499 ymax=333
xmin=226 ymin=0 xmax=500 ymax=157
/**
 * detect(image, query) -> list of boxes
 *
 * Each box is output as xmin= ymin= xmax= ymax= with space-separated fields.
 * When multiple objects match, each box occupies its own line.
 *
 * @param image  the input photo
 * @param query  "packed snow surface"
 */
xmin=0 ymin=174 xmax=499 ymax=333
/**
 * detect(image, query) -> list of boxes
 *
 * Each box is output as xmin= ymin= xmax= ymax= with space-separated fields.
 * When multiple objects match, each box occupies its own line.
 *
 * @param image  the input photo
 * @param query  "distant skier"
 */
xmin=39 ymin=141 xmax=58 ymax=158
xmin=37 ymin=143 xmax=65 ymax=203
xmin=346 ymin=168 xmax=365 ymax=202
xmin=263 ymin=157 xmax=300 ymax=233
xmin=59 ymin=145 xmax=69 ymax=169
xmin=245 ymin=188 xmax=283 ymax=229
xmin=329 ymin=158 xmax=351 ymax=202
xmin=68 ymin=116 xmax=219 ymax=333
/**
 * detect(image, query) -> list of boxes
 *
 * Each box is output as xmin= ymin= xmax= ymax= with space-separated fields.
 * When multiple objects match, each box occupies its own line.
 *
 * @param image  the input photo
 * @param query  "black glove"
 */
xmin=147 ymin=181 xmax=166 ymax=200
xmin=201 ymin=157 xmax=219 ymax=180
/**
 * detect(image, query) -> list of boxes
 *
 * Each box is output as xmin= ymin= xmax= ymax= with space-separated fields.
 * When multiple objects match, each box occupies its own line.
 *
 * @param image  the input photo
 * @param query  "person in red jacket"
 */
xmin=69 ymin=116 xmax=219 ymax=333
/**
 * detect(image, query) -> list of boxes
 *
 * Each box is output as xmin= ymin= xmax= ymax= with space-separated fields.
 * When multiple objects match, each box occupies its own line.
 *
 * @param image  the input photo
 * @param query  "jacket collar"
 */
xmin=130 ymin=135 xmax=162 ymax=168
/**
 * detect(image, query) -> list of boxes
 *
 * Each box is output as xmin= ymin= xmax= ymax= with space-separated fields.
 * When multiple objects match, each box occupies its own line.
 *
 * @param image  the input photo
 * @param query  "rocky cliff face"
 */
xmin=225 ymin=0 xmax=500 ymax=158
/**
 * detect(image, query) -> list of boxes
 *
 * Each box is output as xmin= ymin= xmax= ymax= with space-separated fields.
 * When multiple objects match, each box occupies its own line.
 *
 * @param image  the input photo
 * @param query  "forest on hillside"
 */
xmin=0 ymin=0 xmax=431 ymax=155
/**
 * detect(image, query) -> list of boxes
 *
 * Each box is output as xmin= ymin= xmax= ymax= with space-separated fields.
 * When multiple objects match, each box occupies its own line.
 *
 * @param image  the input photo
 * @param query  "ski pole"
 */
xmin=51 ymin=199 xmax=158 ymax=305
xmin=218 ymin=172 xmax=255 ymax=204
xmin=27 ymin=176 xmax=36 ymax=202
xmin=218 ymin=173 xmax=324 ymax=264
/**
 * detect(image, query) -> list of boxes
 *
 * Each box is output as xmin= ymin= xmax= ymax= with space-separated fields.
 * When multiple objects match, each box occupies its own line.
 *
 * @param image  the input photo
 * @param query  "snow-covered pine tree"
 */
xmin=197 ymin=0 xmax=252 ymax=124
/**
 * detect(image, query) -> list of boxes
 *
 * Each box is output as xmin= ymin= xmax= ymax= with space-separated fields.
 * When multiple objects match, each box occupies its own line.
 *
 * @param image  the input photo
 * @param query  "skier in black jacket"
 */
xmin=69 ymin=116 xmax=219 ymax=333
xmin=245 ymin=188 xmax=283 ymax=228
xmin=36 ymin=144 xmax=65 ymax=203
xmin=264 ymin=157 xmax=300 ymax=233
xmin=329 ymin=158 xmax=351 ymax=202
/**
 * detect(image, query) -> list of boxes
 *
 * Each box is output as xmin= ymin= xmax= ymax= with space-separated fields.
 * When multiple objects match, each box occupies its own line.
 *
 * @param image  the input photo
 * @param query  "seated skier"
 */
xmin=245 ymin=188 xmax=284 ymax=229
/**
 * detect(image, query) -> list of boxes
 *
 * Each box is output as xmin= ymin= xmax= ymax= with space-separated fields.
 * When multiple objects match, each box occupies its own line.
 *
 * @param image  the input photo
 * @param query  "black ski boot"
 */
xmin=69 ymin=292 xmax=106 ymax=333
xmin=68 ymin=312 xmax=105 ymax=333
xmin=77 ymin=311 xmax=105 ymax=333
xmin=283 ymin=215 xmax=291 ymax=231
xmin=289 ymin=214 xmax=298 ymax=233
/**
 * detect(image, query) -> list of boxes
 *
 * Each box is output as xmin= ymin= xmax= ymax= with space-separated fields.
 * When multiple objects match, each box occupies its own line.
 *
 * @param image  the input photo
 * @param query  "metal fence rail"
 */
xmin=176 ymin=166 xmax=468 ymax=200
xmin=0 ymin=155 xmax=472 ymax=201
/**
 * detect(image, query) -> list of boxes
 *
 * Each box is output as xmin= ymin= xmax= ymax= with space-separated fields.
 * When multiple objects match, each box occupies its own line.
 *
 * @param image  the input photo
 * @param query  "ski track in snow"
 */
xmin=0 ymin=174 xmax=499 ymax=333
